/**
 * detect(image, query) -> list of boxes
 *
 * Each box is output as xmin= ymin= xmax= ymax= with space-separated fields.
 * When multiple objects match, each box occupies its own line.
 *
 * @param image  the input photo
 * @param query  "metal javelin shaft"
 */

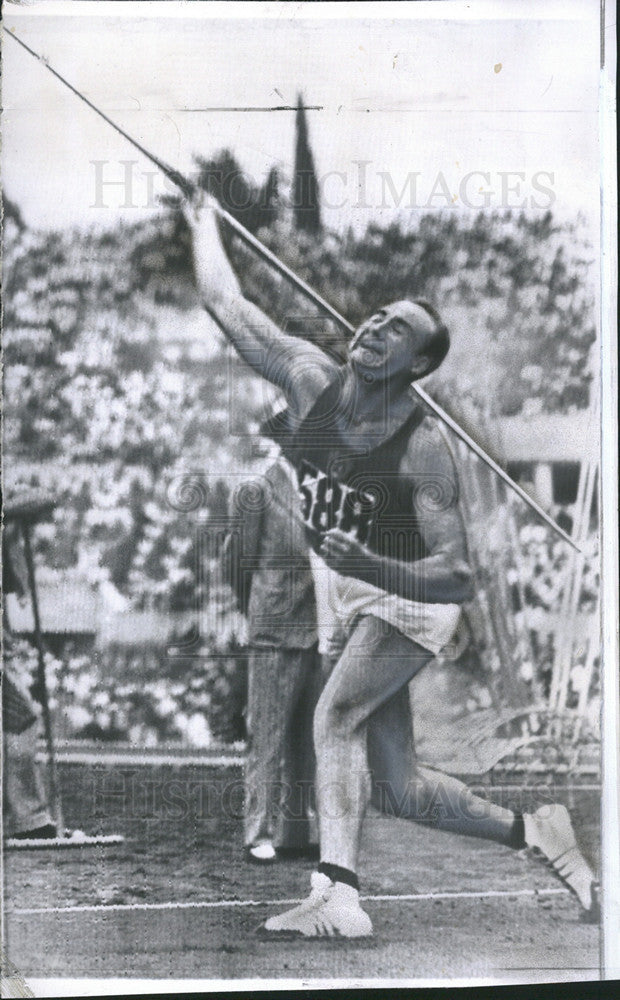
xmin=5 ymin=27 xmax=579 ymax=552
xmin=5 ymin=28 xmax=196 ymax=199
xmin=4 ymin=28 xmax=348 ymax=330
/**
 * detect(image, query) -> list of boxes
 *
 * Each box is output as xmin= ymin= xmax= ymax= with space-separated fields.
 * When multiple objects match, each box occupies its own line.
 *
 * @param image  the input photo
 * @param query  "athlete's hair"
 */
xmin=412 ymin=299 xmax=450 ymax=377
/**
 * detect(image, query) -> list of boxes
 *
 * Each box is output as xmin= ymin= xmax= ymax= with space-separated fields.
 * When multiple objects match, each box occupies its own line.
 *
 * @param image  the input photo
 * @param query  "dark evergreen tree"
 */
xmin=293 ymin=93 xmax=321 ymax=234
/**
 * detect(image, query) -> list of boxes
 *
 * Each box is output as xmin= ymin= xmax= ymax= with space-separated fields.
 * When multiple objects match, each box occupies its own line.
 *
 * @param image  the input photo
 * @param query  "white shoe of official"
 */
xmin=524 ymin=804 xmax=597 ymax=917
xmin=259 ymin=872 xmax=373 ymax=938
xmin=246 ymin=841 xmax=277 ymax=864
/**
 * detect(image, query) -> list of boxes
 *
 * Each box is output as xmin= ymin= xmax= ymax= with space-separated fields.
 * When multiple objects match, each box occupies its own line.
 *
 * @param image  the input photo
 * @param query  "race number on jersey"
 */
xmin=297 ymin=460 xmax=376 ymax=544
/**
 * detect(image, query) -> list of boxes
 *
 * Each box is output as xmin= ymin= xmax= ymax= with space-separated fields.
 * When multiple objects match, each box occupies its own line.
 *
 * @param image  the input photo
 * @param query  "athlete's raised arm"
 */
xmin=184 ymin=195 xmax=335 ymax=420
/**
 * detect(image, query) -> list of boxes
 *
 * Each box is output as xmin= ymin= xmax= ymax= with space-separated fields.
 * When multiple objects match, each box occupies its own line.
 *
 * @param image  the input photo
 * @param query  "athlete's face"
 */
xmin=348 ymin=301 xmax=434 ymax=381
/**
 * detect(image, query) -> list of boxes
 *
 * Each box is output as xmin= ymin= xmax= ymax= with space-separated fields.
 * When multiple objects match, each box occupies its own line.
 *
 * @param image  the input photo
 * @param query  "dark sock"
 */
xmin=318 ymin=861 xmax=359 ymax=891
xmin=508 ymin=813 xmax=526 ymax=849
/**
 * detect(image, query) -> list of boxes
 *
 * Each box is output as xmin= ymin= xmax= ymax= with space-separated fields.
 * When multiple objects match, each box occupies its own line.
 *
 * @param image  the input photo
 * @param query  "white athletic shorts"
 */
xmin=309 ymin=550 xmax=461 ymax=657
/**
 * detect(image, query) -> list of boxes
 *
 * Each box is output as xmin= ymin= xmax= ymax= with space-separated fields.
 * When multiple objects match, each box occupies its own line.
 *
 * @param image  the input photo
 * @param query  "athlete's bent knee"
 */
xmin=313 ymin=692 xmax=357 ymax=745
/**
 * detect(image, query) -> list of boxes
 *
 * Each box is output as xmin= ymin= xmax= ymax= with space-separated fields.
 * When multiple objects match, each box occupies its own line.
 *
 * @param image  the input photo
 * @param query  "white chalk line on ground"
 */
xmin=39 ymin=747 xmax=602 ymax=783
xmin=37 ymin=751 xmax=243 ymax=768
xmin=10 ymin=886 xmax=568 ymax=917
xmin=34 ymin=751 xmax=603 ymax=792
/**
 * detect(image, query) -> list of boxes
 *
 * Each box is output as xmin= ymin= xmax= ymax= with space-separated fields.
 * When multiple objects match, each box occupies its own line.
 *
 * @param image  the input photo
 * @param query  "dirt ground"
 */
xmin=3 ymin=761 xmax=601 ymax=986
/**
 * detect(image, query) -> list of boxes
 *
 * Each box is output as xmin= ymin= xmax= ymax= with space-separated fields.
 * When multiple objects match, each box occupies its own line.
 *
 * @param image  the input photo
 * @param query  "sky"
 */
xmin=2 ymin=0 xmax=602 ymax=234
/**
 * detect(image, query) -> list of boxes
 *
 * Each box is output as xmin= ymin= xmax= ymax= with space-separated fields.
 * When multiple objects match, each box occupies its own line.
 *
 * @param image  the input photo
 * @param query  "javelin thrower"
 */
xmin=184 ymin=193 xmax=598 ymax=937
xmin=5 ymin=28 xmax=596 ymax=931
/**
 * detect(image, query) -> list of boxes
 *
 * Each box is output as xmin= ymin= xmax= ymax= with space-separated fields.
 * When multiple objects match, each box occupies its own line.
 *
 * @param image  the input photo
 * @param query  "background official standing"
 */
xmin=223 ymin=446 xmax=321 ymax=863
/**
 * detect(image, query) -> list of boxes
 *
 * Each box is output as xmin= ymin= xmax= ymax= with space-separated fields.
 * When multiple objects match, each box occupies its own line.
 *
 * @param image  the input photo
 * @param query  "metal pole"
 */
xmin=20 ymin=520 xmax=64 ymax=833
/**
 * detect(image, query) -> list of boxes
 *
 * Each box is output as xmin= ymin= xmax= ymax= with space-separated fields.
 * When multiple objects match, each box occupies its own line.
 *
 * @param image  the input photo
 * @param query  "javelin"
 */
xmin=4 ymin=28 xmax=579 ymax=552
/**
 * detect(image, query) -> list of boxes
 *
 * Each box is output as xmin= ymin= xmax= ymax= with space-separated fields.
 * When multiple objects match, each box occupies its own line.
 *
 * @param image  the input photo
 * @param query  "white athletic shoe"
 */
xmin=259 ymin=872 xmax=373 ymax=938
xmin=246 ymin=841 xmax=277 ymax=864
xmin=524 ymin=804 xmax=597 ymax=918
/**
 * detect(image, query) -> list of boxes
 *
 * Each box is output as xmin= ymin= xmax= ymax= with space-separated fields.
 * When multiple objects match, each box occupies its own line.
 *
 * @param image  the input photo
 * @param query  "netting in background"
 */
xmin=412 ymin=418 xmax=600 ymax=777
